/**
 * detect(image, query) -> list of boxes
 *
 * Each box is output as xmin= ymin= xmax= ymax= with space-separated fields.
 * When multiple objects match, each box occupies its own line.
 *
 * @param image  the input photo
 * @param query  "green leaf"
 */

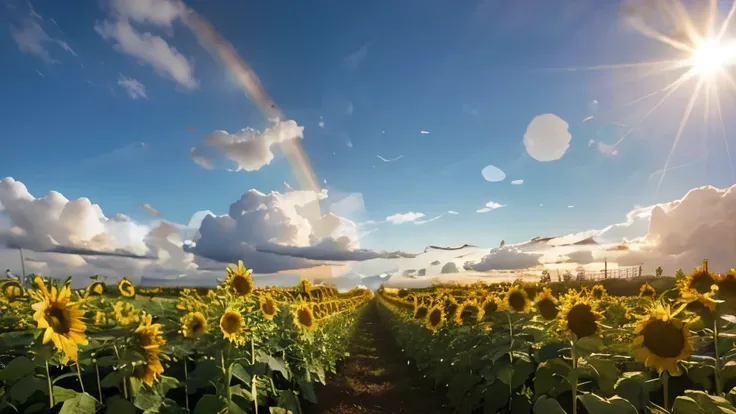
xmin=534 ymin=358 xmax=572 ymax=398
xmin=447 ymin=372 xmax=481 ymax=406
xmin=269 ymin=408 xmax=290 ymax=414
xmin=105 ymin=396 xmax=136 ymax=414
xmin=133 ymin=385 xmax=163 ymax=412
xmin=231 ymin=363 xmax=252 ymax=385
xmin=672 ymin=396 xmax=707 ymax=414
xmin=614 ymin=374 xmax=649 ymax=411
xmin=100 ymin=371 xmax=123 ymax=389
xmin=258 ymin=354 xmax=290 ymax=380
xmin=52 ymin=386 xmax=79 ymax=404
xmin=277 ymin=390 xmax=302 ymax=414
xmin=721 ymin=314 xmax=736 ymax=324
xmin=59 ymin=392 xmax=97 ymax=414
xmin=533 ymin=396 xmax=567 ymax=414
xmin=587 ymin=358 xmax=620 ymax=397
xmin=297 ymin=378 xmax=318 ymax=404
xmin=8 ymin=375 xmax=45 ymax=405
xmin=688 ymin=365 xmax=715 ymax=391
xmin=52 ymin=372 xmax=81 ymax=385
xmin=193 ymin=394 xmax=224 ymax=414
xmin=512 ymin=359 xmax=535 ymax=389
xmin=0 ymin=357 xmax=36 ymax=381
xmin=497 ymin=366 xmax=514 ymax=386
xmin=483 ymin=380 xmax=509 ymax=414
xmin=157 ymin=375 xmax=180 ymax=396
xmin=577 ymin=393 xmax=637 ymax=414
xmin=187 ymin=359 xmax=221 ymax=391
xmin=679 ymin=390 xmax=736 ymax=413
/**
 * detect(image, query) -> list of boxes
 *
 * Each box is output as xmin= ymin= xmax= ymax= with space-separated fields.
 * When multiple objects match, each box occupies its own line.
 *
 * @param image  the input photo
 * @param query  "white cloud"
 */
xmin=477 ymin=201 xmax=506 ymax=213
xmin=256 ymin=237 xmax=416 ymax=261
xmin=109 ymin=0 xmax=186 ymax=27
xmin=470 ymin=247 xmax=543 ymax=271
xmin=420 ymin=130 xmax=430 ymax=135
xmin=523 ymin=113 xmax=572 ymax=162
xmin=568 ymin=205 xmax=575 ymax=208
xmin=377 ymin=155 xmax=403 ymax=162
xmin=441 ymin=262 xmax=459 ymax=273
xmin=117 ymin=75 xmax=148 ymax=99
xmin=481 ymin=165 xmax=506 ymax=182
xmin=141 ymin=203 xmax=159 ymax=217
xmin=414 ymin=211 xmax=459 ymax=225
xmin=11 ymin=19 xmax=75 ymax=63
xmin=283 ymin=181 xmax=293 ymax=190
xmin=318 ymin=120 xmax=325 ymax=128
xmin=511 ymin=179 xmax=524 ymax=185
xmin=95 ymin=19 xmax=197 ymax=89
xmin=191 ymin=119 xmax=304 ymax=172
xmin=386 ymin=212 xmax=425 ymax=225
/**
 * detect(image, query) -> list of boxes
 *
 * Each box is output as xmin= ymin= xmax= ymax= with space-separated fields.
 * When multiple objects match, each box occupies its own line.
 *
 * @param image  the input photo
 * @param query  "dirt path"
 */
xmin=303 ymin=302 xmax=451 ymax=414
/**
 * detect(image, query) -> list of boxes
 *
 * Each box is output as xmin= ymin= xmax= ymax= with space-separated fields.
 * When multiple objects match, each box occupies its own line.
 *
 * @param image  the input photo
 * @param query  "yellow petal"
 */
xmin=42 ymin=328 xmax=54 ymax=344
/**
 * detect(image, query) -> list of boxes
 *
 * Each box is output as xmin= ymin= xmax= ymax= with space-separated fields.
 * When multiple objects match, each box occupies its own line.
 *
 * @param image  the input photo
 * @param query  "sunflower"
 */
xmin=87 ymin=282 xmax=106 ymax=296
xmin=426 ymin=305 xmax=446 ymax=332
xmin=118 ymin=278 xmax=135 ymax=297
xmin=716 ymin=271 xmax=736 ymax=310
xmin=30 ymin=280 xmax=88 ymax=362
xmin=134 ymin=313 xmax=166 ymax=386
xmin=454 ymin=300 xmax=485 ymax=326
xmin=293 ymin=303 xmax=316 ymax=330
xmin=413 ymin=304 xmax=429 ymax=320
xmin=534 ymin=287 xmax=559 ymax=321
xmin=684 ymin=267 xmax=717 ymax=294
xmin=3 ymin=283 xmax=22 ymax=300
xmin=503 ymin=286 xmax=531 ymax=313
xmin=558 ymin=290 xmax=603 ymax=340
xmin=113 ymin=301 xmax=140 ymax=326
xmin=259 ymin=294 xmax=279 ymax=321
xmin=639 ymin=282 xmax=656 ymax=299
xmin=225 ymin=260 xmax=254 ymax=297
xmin=219 ymin=308 xmax=246 ymax=344
xmin=481 ymin=295 xmax=501 ymax=320
xmin=589 ymin=284 xmax=607 ymax=300
xmin=180 ymin=311 xmax=208 ymax=339
xmin=681 ymin=283 xmax=719 ymax=312
xmin=94 ymin=311 xmax=108 ymax=326
xmin=634 ymin=304 xmax=692 ymax=375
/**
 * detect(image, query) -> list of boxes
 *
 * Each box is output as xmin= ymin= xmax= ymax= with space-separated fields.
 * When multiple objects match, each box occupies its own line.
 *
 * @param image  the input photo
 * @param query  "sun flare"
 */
xmin=690 ymin=38 xmax=736 ymax=76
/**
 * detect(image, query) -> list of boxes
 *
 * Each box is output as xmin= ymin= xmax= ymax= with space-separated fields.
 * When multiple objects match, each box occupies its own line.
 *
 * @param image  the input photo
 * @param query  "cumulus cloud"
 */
xmin=511 ymin=179 xmax=524 ymax=185
xmin=11 ymin=19 xmax=75 ymax=63
xmin=109 ymin=0 xmax=186 ymax=26
xmin=117 ymin=75 xmax=148 ymax=99
xmin=95 ymin=19 xmax=197 ymax=89
xmin=523 ymin=113 xmax=571 ymax=162
xmin=477 ymin=201 xmax=506 ymax=213
xmin=184 ymin=188 xmax=370 ymax=273
xmin=441 ymin=262 xmax=459 ymax=273
xmin=191 ymin=120 xmax=304 ymax=172
xmin=470 ymin=247 xmax=543 ymax=271
xmin=386 ymin=212 xmax=425 ymax=225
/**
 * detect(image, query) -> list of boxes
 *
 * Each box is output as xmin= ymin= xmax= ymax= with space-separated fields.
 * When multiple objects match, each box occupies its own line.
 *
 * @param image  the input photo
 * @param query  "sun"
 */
xmin=690 ymin=38 xmax=736 ymax=76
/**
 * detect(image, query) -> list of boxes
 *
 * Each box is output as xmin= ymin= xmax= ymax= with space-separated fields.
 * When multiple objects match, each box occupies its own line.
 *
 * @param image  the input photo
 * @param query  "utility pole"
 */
xmin=19 ymin=248 xmax=27 ymax=287
xmin=604 ymin=258 xmax=608 ymax=279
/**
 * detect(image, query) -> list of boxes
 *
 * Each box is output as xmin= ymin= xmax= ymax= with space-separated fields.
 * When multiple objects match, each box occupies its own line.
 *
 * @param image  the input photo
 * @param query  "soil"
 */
xmin=303 ymin=302 xmax=451 ymax=414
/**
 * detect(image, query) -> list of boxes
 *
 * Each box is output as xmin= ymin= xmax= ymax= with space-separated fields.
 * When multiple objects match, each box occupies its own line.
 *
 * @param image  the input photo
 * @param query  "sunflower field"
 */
xmin=0 ymin=261 xmax=372 ymax=414
xmin=377 ymin=261 xmax=736 ymax=414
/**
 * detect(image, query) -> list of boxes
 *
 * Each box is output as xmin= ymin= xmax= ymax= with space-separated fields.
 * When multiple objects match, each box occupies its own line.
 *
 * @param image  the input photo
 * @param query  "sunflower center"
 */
xmin=414 ymin=307 xmax=428 ymax=319
xmin=46 ymin=304 xmax=71 ymax=334
xmin=261 ymin=300 xmax=276 ymax=316
xmin=508 ymin=291 xmax=527 ymax=312
xmin=538 ymin=299 xmax=559 ymax=320
xmin=190 ymin=317 xmax=205 ymax=335
xmin=718 ymin=278 xmax=736 ymax=299
xmin=483 ymin=300 xmax=498 ymax=315
xmin=231 ymin=275 xmax=252 ymax=295
xmin=642 ymin=319 xmax=686 ymax=358
xmin=297 ymin=308 xmax=314 ymax=327
xmin=690 ymin=273 xmax=716 ymax=294
xmin=460 ymin=306 xmax=480 ymax=324
xmin=221 ymin=313 xmax=242 ymax=333
xmin=428 ymin=308 xmax=442 ymax=327
xmin=138 ymin=331 xmax=156 ymax=347
xmin=566 ymin=304 xmax=597 ymax=338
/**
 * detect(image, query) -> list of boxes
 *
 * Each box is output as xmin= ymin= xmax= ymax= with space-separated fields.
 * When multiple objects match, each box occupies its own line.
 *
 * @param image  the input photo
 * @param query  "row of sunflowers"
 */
xmin=376 ymin=261 xmax=736 ymax=414
xmin=0 ymin=261 xmax=372 ymax=414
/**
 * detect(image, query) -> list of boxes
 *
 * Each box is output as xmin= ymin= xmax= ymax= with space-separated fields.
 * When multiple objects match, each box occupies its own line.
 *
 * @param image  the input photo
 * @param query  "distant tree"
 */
xmin=656 ymin=266 xmax=663 ymax=277
xmin=576 ymin=266 xmax=586 ymax=281
xmin=500 ymin=240 xmax=505 ymax=248
xmin=540 ymin=270 xmax=551 ymax=284
xmin=563 ymin=270 xmax=573 ymax=282
xmin=675 ymin=268 xmax=685 ymax=279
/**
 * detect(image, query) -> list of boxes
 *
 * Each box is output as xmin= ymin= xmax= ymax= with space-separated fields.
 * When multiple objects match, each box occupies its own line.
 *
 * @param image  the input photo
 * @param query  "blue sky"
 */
xmin=2 ymin=0 xmax=736 ymax=256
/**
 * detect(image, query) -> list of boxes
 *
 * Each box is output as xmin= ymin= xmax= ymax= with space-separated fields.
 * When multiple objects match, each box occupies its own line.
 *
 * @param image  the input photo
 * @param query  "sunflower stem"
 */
xmin=113 ymin=345 xmax=128 ymax=400
xmin=662 ymin=371 xmax=670 ymax=410
xmin=183 ymin=359 xmax=190 ymax=411
xmin=251 ymin=336 xmax=256 ymax=366
xmin=45 ymin=361 xmax=54 ymax=407
xmin=714 ymin=316 xmax=723 ymax=396
xmin=75 ymin=361 xmax=86 ymax=394
xmin=221 ymin=349 xmax=233 ymax=407
xmin=507 ymin=313 xmax=514 ymax=411
xmin=95 ymin=362 xmax=103 ymax=403
xmin=571 ymin=336 xmax=578 ymax=414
